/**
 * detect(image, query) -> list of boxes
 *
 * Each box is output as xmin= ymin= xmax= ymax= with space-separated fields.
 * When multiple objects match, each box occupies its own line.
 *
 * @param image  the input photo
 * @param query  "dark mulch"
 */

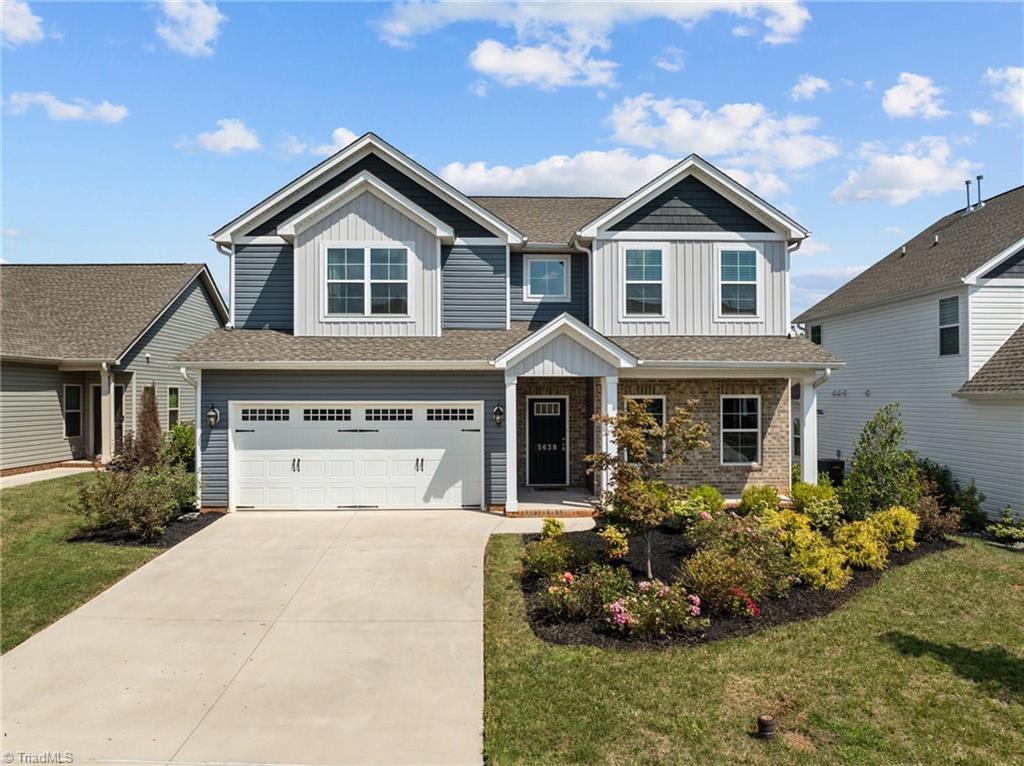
xmin=521 ymin=528 xmax=961 ymax=650
xmin=69 ymin=512 xmax=222 ymax=549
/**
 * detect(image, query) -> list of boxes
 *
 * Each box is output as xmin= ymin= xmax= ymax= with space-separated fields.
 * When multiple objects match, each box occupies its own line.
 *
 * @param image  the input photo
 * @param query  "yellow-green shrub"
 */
xmin=541 ymin=517 xmax=565 ymax=540
xmin=788 ymin=528 xmax=851 ymax=590
xmin=834 ymin=520 xmax=889 ymax=570
xmin=790 ymin=480 xmax=844 ymax=530
xmin=869 ymin=505 xmax=918 ymax=552
xmin=760 ymin=508 xmax=812 ymax=537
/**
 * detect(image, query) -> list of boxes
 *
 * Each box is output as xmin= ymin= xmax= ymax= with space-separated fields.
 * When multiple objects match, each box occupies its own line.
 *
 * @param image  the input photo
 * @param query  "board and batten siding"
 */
xmin=0 ymin=363 xmax=88 ymax=469
xmin=293 ymin=190 xmax=440 ymax=337
xmin=589 ymin=239 xmax=789 ymax=336
xmin=234 ymin=244 xmax=294 ymax=331
xmin=119 ymin=277 xmax=224 ymax=430
xmin=509 ymin=253 xmax=589 ymax=324
xmin=442 ymin=244 xmax=507 ymax=329
xmin=198 ymin=370 xmax=507 ymax=507
xmin=815 ymin=287 xmax=1023 ymax=513
xmin=507 ymin=334 xmax=618 ymax=378
xmin=967 ymin=282 xmax=1024 ymax=376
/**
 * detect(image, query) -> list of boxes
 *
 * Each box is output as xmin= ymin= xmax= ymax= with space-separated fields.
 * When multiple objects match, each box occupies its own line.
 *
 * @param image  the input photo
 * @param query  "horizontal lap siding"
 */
xmin=608 ymin=176 xmax=772 ymax=232
xmin=442 ymin=244 xmax=507 ymax=329
xmin=199 ymin=371 xmax=507 ymax=507
xmin=968 ymin=283 xmax=1024 ymax=375
xmin=234 ymin=244 xmax=294 ymax=331
xmin=0 ymin=363 xmax=87 ymax=469
xmin=509 ymin=253 xmax=588 ymax=323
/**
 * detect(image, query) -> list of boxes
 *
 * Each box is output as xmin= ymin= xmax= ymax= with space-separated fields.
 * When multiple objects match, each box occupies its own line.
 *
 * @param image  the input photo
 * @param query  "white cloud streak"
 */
xmin=790 ymin=74 xmax=830 ymax=101
xmin=468 ymin=39 xmax=615 ymax=89
xmin=280 ymin=127 xmax=359 ymax=157
xmin=155 ymin=1 xmax=227 ymax=57
xmin=882 ymin=72 xmax=949 ymax=119
xmin=1 ymin=1 xmax=44 ymax=47
xmin=179 ymin=118 xmax=260 ymax=154
xmin=7 ymin=91 xmax=128 ymax=123
xmin=969 ymin=109 xmax=992 ymax=126
xmin=653 ymin=46 xmax=684 ymax=73
xmin=984 ymin=66 xmax=1024 ymax=116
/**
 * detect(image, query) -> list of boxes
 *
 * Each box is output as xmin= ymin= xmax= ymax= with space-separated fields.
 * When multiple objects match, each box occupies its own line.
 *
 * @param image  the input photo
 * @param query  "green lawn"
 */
xmin=485 ymin=534 xmax=1024 ymax=766
xmin=1 ymin=474 xmax=160 ymax=652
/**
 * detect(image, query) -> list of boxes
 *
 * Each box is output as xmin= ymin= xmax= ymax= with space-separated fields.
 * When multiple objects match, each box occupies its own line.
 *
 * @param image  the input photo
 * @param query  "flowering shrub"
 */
xmin=913 ymin=495 xmax=962 ymax=541
xmin=791 ymin=480 xmax=844 ymax=530
xmin=869 ymin=506 xmax=918 ymax=552
xmin=539 ymin=565 xmax=633 ymax=620
xmin=598 ymin=525 xmax=630 ymax=559
xmin=729 ymin=587 xmax=762 ymax=617
xmin=523 ymin=537 xmax=578 ymax=577
xmin=541 ymin=517 xmax=565 ymax=540
xmin=682 ymin=546 xmax=783 ymax=615
xmin=834 ymin=520 xmax=889 ymax=570
xmin=671 ymin=484 xmax=724 ymax=528
xmin=605 ymin=580 xmax=708 ymax=638
xmin=738 ymin=485 xmax=781 ymax=516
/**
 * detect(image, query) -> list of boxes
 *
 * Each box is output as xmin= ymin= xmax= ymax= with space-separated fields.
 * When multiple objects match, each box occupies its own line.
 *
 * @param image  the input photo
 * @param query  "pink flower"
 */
xmin=698 ymin=511 xmax=713 ymax=521
xmin=607 ymin=600 xmax=637 ymax=628
xmin=638 ymin=580 xmax=652 ymax=593
xmin=562 ymin=571 xmax=574 ymax=584
xmin=688 ymin=594 xmax=701 ymax=607
xmin=657 ymin=585 xmax=670 ymax=598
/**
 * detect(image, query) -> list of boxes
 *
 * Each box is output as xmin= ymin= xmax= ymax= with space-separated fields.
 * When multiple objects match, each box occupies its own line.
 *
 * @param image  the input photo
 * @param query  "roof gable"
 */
xmin=494 ymin=313 xmax=637 ymax=370
xmin=957 ymin=321 xmax=1024 ymax=398
xmin=608 ymin=175 xmax=773 ymax=233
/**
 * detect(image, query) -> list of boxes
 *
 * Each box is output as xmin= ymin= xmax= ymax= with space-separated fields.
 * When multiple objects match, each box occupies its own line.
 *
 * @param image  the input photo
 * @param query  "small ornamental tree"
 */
xmin=587 ymin=398 xmax=710 ymax=578
xmin=839 ymin=403 xmax=919 ymax=518
xmin=135 ymin=385 xmax=163 ymax=468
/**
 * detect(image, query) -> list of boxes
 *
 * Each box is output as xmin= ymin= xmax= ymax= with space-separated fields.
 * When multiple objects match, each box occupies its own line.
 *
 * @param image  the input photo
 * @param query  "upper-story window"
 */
xmin=525 ymin=256 xmax=569 ymax=302
xmin=809 ymin=325 xmax=822 ymax=345
xmin=719 ymin=248 xmax=760 ymax=319
xmin=938 ymin=296 xmax=960 ymax=356
xmin=624 ymin=248 xmax=663 ymax=317
xmin=325 ymin=246 xmax=408 ymax=317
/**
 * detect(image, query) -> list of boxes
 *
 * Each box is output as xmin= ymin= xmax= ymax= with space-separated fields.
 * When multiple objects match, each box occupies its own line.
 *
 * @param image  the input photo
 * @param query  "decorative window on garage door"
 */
xmin=241 ymin=408 xmax=290 ymax=421
xmin=303 ymin=408 xmax=352 ymax=421
xmin=426 ymin=407 xmax=475 ymax=421
xmin=365 ymin=408 xmax=413 ymax=421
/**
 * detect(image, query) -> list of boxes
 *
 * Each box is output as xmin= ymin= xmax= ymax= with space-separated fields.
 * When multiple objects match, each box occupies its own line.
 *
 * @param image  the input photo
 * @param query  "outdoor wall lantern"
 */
xmin=492 ymin=405 xmax=504 ymax=427
xmin=205 ymin=405 xmax=221 ymax=429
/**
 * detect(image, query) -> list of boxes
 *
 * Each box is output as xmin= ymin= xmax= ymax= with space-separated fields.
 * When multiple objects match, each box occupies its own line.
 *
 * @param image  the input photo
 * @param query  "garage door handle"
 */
xmin=235 ymin=429 xmax=255 ymax=433
xmin=296 ymin=458 xmax=301 ymax=472
xmin=337 ymin=428 xmax=379 ymax=433
xmin=291 ymin=458 xmax=296 ymax=472
xmin=461 ymin=428 xmax=481 ymax=432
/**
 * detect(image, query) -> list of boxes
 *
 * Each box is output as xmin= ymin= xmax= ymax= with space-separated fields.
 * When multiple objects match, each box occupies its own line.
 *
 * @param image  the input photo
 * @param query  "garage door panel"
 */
xmin=328 ymin=460 xmax=355 ymax=479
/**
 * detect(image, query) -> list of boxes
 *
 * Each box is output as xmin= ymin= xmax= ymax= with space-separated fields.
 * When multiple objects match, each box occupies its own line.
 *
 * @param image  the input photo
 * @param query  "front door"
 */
xmin=528 ymin=398 xmax=567 ymax=486
xmin=91 ymin=385 xmax=125 ymax=456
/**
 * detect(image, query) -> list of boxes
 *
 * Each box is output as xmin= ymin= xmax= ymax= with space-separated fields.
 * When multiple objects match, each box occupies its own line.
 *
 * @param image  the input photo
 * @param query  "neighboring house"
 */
xmin=795 ymin=185 xmax=1024 ymax=512
xmin=179 ymin=133 xmax=839 ymax=513
xmin=0 ymin=264 xmax=228 ymax=473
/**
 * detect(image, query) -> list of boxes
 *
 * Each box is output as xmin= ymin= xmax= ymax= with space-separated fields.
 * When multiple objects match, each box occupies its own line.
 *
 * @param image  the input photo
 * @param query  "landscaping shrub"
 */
xmin=870 ymin=506 xmax=918 ymax=552
xmin=790 ymin=479 xmax=843 ymax=530
xmin=540 ymin=565 xmax=634 ymax=620
xmin=76 ymin=462 xmax=195 ymax=542
xmin=791 ymin=462 xmax=801 ymax=486
xmin=523 ymin=537 xmax=577 ymax=578
xmin=839 ymin=403 xmax=919 ymax=519
xmin=915 ymin=458 xmax=958 ymax=511
xmin=681 ymin=541 xmax=790 ymax=615
xmin=598 ymin=525 xmax=629 ymax=559
xmin=738 ymin=485 xmax=781 ymax=516
xmin=540 ymin=517 xmax=565 ymax=540
xmin=135 ymin=385 xmax=163 ymax=468
xmin=670 ymin=484 xmax=724 ymax=528
xmin=162 ymin=421 xmax=196 ymax=472
xmin=834 ymin=520 xmax=889 ymax=570
xmin=986 ymin=506 xmax=1024 ymax=543
xmin=913 ymin=495 xmax=962 ymax=542
xmin=787 ymin=527 xmax=851 ymax=590
xmin=954 ymin=480 xmax=988 ymax=532
xmin=605 ymin=580 xmax=708 ymax=637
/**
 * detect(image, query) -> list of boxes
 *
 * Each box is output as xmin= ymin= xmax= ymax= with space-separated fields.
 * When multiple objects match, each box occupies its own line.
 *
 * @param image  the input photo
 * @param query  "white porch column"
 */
xmin=801 ymin=374 xmax=819 ymax=485
xmin=99 ymin=364 xmax=114 ymax=463
xmin=601 ymin=375 xmax=619 ymax=492
xmin=504 ymin=372 xmax=518 ymax=513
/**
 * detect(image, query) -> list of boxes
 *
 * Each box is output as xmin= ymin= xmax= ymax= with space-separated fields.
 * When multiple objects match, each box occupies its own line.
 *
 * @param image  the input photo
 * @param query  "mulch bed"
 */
xmin=69 ymin=512 xmax=222 ymax=549
xmin=520 ymin=527 xmax=961 ymax=650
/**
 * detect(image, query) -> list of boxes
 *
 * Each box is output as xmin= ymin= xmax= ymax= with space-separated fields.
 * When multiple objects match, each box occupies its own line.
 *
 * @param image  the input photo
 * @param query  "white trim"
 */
xmin=720 ymin=394 xmax=761 ymax=467
xmin=212 ymin=133 xmax=524 ymax=245
xmin=231 ymin=235 xmax=289 ymax=246
xmin=89 ymin=382 xmax=124 ymax=457
xmin=525 ymin=394 xmax=570 ymax=487
xmin=962 ymin=235 xmax=1024 ymax=284
xmin=504 ymin=373 xmax=518 ymax=513
xmin=598 ymin=230 xmax=788 ymax=242
xmin=622 ymin=364 xmax=835 ymax=379
xmin=62 ymin=383 xmax=83 ymax=439
xmin=504 ymin=245 xmax=511 ymax=330
xmin=577 ymin=155 xmax=807 ymax=240
xmin=319 ymin=241 xmax=415 ymax=323
xmin=436 ymin=239 xmax=444 ymax=337
xmin=167 ymin=385 xmax=181 ymax=427
xmin=277 ymin=171 xmax=455 ymax=241
xmin=494 ymin=313 xmax=637 ymax=369
xmin=195 ymin=369 xmax=202 ymax=507
xmin=457 ymin=237 xmax=507 ymax=246
xmin=522 ymin=254 xmax=571 ymax=303
xmin=714 ymin=242 xmax=765 ymax=323
xmin=228 ymin=244 xmax=236 ymax=327
xmin=624 ymin=393 xmax=666 ymax=463
xmin=182 ymin=359 xmax=496 ymax=371
xmin=619 ymin=243 xmax=668 ymax=322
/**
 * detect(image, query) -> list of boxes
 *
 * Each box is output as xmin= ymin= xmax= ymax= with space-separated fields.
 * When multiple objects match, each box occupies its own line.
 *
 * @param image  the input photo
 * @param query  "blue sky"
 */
xmin=3 ymin=1 xmax=1022 ymax=318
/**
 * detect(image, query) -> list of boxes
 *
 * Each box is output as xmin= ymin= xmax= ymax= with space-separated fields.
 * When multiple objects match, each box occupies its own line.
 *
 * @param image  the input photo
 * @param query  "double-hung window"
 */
xmin=719 ymin=249 xmax=759 ymax=318
xmin=63 ymin=384 xmax=82 ymax=438
xmin=624 ymin=248 xmax=663 ymax=316
xmin=325 ymin=246 xmax=409 ymax=317
xmin=167 ymin=386 xmax=180 ymax=427
xmin=721 ymin=395 xmax=760 ymax=465
xmin=625 ymin=395 xmax=666 ymax=463
xmin=938 ymin=296 xmax=960 ymax=356
xmin=525 ymin=256 xmax=569 ymax=301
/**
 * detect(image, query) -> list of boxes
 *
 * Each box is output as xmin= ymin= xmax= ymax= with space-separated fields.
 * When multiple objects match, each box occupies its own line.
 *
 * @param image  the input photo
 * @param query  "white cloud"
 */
xmin=155 ymin=1 xmax=227 ymax=57
xmin=969 ymin=109 xmax=992 ymax=126
xmin=468 ymin=39 xmax=615 ymax=89
xmin=470 ymin=80 xmax=489 ymax=97
xmin=607 ymin=93 xmax=838 ymax=173
xmin=790 ymin=74 xmax=830 ymax=101
xmin=181 ymin=118 xmax=260 ymax=154
xmin=731 ymin=25 xmax=754 ymax=37
xmin=984 ymin=66 xmax=1024 ymax=116
xmin=1 ymin=1 xmax=44 ymax=47
xmin=6 ymin=91 xmax=128 ymax=123
xmin=653 ymin=46 xmax=684 ymax=73
xmin=882 ymin=72 xmax=949 ymax=119
xmin=796 ymin=239 xmax=831 ymax=256
xmin=832 ymin=136 xmax=975 ymax=205
xmin=280 ymin=127 xmax=358 ymax=157
xmin=721 ymin=168 xmax=789 ymax=197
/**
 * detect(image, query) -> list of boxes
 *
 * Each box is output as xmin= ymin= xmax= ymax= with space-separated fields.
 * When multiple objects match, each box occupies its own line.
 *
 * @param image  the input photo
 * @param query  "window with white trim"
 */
xmin=721 ymin=396 xmax=760 ymax=465
xmin=63 ymin=384 xmax=82 ymax=438
xmin=625 ymin=395 xmax=666 ymax=463
xmin=624 ymin=249 xmax=663 ymax=316
xmin=167 ymin=387 xmax=180 ymax=427
xmin=525 ymin=256 xmax=568 ymax=301
xmin=326 ymin=246 xmax=409 ymax=317
xmin=720 ymin=250 xmax=758 ymax=317
xmin=938 ymin=296 xmax=960 ymax=356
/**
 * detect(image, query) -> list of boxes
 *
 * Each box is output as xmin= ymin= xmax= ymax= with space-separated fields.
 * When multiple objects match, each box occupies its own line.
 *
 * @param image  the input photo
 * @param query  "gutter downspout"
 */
xmin=215 ymin=242 xmax=235 ymax=328
xmin=813 ymin=367 xmax=832 ymax=389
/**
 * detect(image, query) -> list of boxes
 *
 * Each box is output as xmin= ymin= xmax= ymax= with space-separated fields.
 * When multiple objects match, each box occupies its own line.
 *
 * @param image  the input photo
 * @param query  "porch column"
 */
xmin=601 ymin=375 xmax=619 ymax=492
xmin=99 ymin=364 xmax=114 ymax=463
xmin=504 ymin=372 xmax=518 ymax=513
xmin=801 ymin=374 xmax=819 ymax=485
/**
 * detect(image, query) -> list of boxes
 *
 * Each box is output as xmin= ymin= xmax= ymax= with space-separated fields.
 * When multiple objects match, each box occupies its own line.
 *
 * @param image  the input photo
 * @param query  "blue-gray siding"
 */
xmin=510 ymin=253 xmax=589 ymax=324
xmin=983 ymin=247 xmax=1024 ymax=279
xmin=609 ymin=176 xmax=772 ymax=232
xmin=442 ymin=244 xmax=507 ymax=329
xmin=0 ymin=363 xmax=89 ymax=469
xmin=234 ymin=244 xmax=294 ymax=331
xmin=198 ymin=371 xmax=507 ymax=507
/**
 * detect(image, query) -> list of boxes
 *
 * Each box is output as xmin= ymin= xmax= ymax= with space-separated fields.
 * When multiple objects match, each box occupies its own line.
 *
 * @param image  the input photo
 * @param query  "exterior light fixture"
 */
xmin=205 ymin=405 xmax=220 ymax=429
xmin=492 ymin=405 xmax=504 ymax=427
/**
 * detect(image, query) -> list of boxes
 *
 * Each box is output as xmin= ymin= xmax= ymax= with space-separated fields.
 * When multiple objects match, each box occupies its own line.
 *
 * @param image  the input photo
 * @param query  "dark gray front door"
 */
xmin=528 ymin=398 xmax=567 ymax=485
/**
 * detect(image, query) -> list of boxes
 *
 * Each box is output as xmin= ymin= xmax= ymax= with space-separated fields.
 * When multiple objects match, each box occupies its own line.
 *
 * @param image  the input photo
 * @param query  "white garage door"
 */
xmin=230 ymin=402 xmax=483 ymax=510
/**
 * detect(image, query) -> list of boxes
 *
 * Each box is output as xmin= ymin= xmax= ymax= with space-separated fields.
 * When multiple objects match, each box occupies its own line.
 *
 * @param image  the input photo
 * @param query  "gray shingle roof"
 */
xmin=179 ymin=322 xmax=839 ymax=368
xmin=471 ymin=196 xmax=620 ymax=244
xmin=957 ymin=322 xmax=1024 ymax=396
xmin=1 ymin=264 xmax=219 ymax=362
xmin=796 ymin=185 xmax=1024 ymax=323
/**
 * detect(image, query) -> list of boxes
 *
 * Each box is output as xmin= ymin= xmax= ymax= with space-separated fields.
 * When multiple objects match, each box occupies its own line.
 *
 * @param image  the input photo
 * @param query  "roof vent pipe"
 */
xmin=964 ymin=179 xmax=972 ymax=213
xmin=901 ymin=245 xmax=907 ymax=256
xmin=976 ymin=174 xmax=984 ymax=208
xmin=933 ymin=234 xmax=939 ymax=246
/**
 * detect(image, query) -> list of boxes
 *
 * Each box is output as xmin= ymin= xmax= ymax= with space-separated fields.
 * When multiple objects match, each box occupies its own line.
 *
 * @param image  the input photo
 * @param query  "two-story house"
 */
xmin=179 ymin=133 xmax=839 ymax=514
xmin=796 ymin=184 xmax=1024 ymax=512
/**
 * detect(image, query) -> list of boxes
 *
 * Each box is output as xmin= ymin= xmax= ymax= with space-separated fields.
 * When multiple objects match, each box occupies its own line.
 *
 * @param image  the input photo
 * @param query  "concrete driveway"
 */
xmin=1 ymin=510 xmax=589 ymax=765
